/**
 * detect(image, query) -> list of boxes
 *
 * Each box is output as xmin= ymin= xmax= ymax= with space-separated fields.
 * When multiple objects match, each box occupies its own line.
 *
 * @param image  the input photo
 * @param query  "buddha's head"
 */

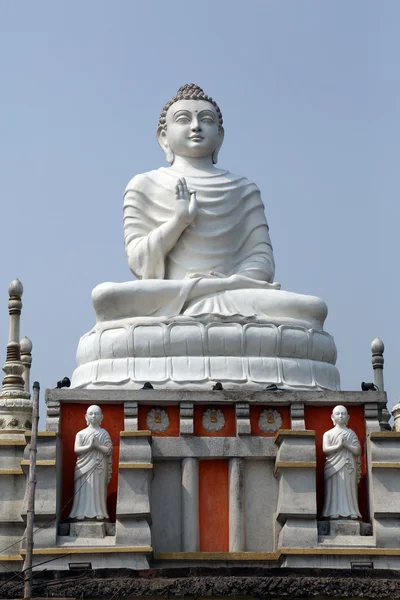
xmin=157 ymin=84 xmax=224 ymax=165
xmin=85 ymin=404 xmax=103 ymax=427
xmin=331 ymin=405 xmax=349 ymax=427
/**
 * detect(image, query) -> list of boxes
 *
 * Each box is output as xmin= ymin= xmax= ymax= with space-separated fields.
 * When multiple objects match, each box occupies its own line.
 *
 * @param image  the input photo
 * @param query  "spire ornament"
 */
xmin=0 ymin=280 xmax=32 ymax=433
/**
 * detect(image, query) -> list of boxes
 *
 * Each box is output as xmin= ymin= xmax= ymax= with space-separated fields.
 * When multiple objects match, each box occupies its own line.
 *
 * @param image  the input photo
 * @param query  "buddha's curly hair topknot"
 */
xmin=158 ymin=84 xmax=223 ymax=130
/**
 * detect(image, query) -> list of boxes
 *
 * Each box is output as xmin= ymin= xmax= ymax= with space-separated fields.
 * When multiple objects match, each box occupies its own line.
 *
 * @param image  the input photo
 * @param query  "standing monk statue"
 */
xmin=322 ymin=405 xmax=362 ymax=520
xmin=69 ymin=405 xmax=113 ymax=521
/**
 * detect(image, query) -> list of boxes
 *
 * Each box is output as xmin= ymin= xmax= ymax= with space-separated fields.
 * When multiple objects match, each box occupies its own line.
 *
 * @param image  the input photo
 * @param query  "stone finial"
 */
xmin=20 ymin=336 xmax=33 ymax=394
xmin=0 ymin=280 xmax=31 ymax=434
xmin=371 ymin=337 xmax=384 ymax=355
xmin=371 ymin=337 xmax=384 ymax=392
xmin=8 ymin=279 xmax=23 ymax=298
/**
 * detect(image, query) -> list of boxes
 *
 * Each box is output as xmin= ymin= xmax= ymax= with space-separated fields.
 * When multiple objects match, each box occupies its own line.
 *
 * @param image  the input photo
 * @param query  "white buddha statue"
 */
xmin=69 ymin=405 xmax=113 ymax=521
xmin=322 ymin=406 xmax=361 ymax=520
xmin=71 ymin=84 xmax=340 ymax=390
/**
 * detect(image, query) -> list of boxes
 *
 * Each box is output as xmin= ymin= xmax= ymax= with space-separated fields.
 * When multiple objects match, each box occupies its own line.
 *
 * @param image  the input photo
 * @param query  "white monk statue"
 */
xmin=68 ymin=405 xmax=113 ymax=521
xmin=71 ymin=84 xmax=340 ymax=390
xmin=321 ymin=405 xmax=361 ymax=520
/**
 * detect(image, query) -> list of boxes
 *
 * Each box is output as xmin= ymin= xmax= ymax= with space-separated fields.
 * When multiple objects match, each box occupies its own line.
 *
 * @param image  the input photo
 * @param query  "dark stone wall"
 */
xmin=1 ymin=567 xmax=400 ymax=599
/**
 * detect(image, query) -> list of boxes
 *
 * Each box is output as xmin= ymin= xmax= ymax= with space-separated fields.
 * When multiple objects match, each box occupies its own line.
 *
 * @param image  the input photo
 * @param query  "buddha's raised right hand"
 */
xmin=175 ymin=177 xmax=197 ymax=225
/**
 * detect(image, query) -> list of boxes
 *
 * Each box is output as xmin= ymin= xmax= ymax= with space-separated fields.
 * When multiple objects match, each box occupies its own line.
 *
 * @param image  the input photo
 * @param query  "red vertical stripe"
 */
xmin=199 ymin=460 xmax=229 ymax=551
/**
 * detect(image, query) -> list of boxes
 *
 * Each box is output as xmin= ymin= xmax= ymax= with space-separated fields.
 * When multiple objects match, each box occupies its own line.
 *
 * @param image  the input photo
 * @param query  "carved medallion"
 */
xmin=258 ymin=409 xmax=282 ymax=433
xmin=202 ymin=407 xmax=225 ymax=432
xmin=146 ymin=408 xmax=169 ymax=433
xmin=7 ymin=417 xmax=20 ymax=429
xmin=0 ymin=418 xmax=5 ymax=429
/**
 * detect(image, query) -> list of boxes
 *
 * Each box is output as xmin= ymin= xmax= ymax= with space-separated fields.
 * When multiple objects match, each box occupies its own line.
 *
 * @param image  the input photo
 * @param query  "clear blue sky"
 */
xmin=0 ymin=1 xmax=397 ymax=418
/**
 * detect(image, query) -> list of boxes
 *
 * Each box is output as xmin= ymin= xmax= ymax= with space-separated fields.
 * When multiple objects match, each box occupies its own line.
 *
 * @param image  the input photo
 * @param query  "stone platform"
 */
xmin=72 ymin=321 xmax=340 ymax=390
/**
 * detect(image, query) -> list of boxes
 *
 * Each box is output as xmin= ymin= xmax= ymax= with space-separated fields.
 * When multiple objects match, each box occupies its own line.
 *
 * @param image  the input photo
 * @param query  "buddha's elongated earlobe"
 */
xmin=212 ymin=127 xmax=225 ymax=165
xmin=166 ymin=148 xmax=175 ymax=164
xmin=156 ymin=125 xmax=175 ymax=164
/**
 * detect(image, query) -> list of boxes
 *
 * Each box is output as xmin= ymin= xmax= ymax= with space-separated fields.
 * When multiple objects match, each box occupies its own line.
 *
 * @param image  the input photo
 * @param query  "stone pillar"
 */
xmin=124 ymin=401 xmax=138 ymax=431
xmin=180 ymin=402 xmax=194 ymax=435
xmin=20 ymin=337 xmax=32 ymax=395
xmin=236 ymin=402 xmax=250 ymax=435
xmin=364 ymin=402 xmax=380 ymax=434
xmin=116 ymin=431 xmax=152 ymax=567
xmin=0 ymin=280 xmax=31 ymax=435
xmin=274 ymin=430 xmax=318 ymax=548
xmin=371 ymin=337 xmax=384 ymax=392
xmin=229 ymin=457 xmax=245 ymax=551
xmin=290 ymin=402 xmax=305 ymax=430
xmin=21 ymin=431 xmax=60 ymax=547
xmin=369 ymin=431 xmax=400 ymax=547
xmin=392 ymin=402 xmax=400 ymax=432
xmin=371 ymin=338 xmax=391 ymax=431
xmin=181 ymin=457 xmax=199 ymax=552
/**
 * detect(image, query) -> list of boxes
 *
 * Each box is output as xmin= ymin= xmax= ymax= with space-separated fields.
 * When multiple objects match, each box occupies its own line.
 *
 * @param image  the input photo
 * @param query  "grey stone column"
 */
xmin=274 ymin=430 xmax=317 ymax=548
xmin=229 ymin=457 xmax=245 ymax=551
xmin=181 ymin=457 xmax=199 ymax=551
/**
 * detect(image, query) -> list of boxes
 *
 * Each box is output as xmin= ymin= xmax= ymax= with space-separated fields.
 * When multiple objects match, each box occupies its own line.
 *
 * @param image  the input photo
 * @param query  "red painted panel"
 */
xmin=250 ymin=405 xmax=291 ymax=436
xmin=138 ymin=405 xmax=180 ymax=436
xmin=194 ymin=405 xmax=236 ymax=437
xmin=304 ymin=405 xmax=368 ymax=521
xmin=60 ymin=403 xmax=124 ymax=522
xmin=199 ymin=460 xmax=229 ymax=551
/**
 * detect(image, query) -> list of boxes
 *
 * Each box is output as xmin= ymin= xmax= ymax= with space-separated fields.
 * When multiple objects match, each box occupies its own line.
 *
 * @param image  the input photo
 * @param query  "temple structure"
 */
xmin=0 ymin=84 xmax=399 ymax=598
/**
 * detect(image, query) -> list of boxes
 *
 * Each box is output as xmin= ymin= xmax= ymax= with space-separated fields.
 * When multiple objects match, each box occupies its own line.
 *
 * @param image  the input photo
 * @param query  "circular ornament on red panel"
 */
xmin=202 ymin=407 xmax=225 ymax=432
xmin=146 ymin=408 xmax=169 ymax=433
xmin=258 ymin=408 xmax=282 ymax=433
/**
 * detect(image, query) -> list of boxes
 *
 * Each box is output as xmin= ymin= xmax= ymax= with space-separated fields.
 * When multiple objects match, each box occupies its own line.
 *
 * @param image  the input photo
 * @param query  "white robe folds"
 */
xmin=322 ymin=426 xmax=361 ymax=519
xmin=91 ymin=168 xmax=327 ymax=329
xmin=69 ymin=427 xmax=113 ymax=520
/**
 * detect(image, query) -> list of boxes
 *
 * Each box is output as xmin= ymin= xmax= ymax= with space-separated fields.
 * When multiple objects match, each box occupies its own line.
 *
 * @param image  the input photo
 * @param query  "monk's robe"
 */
xmin=322 ymin=427 xmax=361 ymax=519
xmin=92 ymin=167 xmax=327 ymax=329
xmin=69 ymin=427 xmax=113 ymax=520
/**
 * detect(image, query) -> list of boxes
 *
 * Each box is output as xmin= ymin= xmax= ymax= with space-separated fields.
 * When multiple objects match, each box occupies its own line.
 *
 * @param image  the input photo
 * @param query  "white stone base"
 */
xmin=72 ymin=320 xmax=340 ymax=391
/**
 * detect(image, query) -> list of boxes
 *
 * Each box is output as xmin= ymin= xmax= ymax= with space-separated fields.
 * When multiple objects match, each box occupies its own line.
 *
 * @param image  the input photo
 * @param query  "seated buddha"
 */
xmin=71 ymin=84 xmax=340 ymax=390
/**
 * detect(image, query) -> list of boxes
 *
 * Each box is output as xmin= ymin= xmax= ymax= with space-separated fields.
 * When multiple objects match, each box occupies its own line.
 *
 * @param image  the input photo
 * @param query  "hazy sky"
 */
xmin=0 ymin=1 xmax=398 ymax=418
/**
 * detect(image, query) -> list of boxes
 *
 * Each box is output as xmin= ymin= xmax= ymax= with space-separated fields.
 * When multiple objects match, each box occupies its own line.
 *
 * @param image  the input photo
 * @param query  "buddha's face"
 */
xmin=332 ymin=405 xmax=348 ymax=426
xmin=158 ymin=99 xmax=223 ymax=162
xmin=86 ymin=405 xmax=102 ymax=426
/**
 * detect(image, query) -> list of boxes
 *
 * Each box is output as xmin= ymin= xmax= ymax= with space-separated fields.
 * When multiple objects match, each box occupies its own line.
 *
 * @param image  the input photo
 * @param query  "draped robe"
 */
xmin=322 ymin=426 xmax=361 ymax=518
xmin=69 ymin=426 xmax=113 ymax=520
xmin=91 ymin=167 xmax=327 ymax=329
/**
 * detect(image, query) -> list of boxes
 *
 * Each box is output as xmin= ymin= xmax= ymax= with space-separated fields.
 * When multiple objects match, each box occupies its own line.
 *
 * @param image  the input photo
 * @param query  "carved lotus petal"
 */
xmin=146 ymin=408 xmax=169 ymax=433
xmin=258 ymin=409 xmax=282 ymax=433
xmin=202 ymin=407 xmax=225 ymax=432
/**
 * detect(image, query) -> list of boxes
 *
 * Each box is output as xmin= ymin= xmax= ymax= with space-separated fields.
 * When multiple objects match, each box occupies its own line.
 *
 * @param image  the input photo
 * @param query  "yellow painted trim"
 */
xmin=0 ymin=439 xmax=26 ymax=446
xmin=274 ymin=461 xmax=316 ymax=474
xmin=155 ymin=551 xmax=280 ymax=561
xmin=276 ymin=429 xmax=315 ymax=436
xmin=0 ymin=555 xmax=23 ymax=561
xmin=20 ymin=459 xmax=56 ymax=467
xmin=0 ymin=469 xmax=24 ymax=475
xmin=20 ymin=546 xmax=152 ymax=556
xmin=120 ymin=430 xmax=151 ymax=437
xmin=282 ymin=547 xmax=400 ymax=556
xmin=119 ymin=462 xmax=153 ymax=469
xmin=156 ymin=548 xmax=400 ymax=560
xmin=372 ymin=462 xmax=400 ymax=468
xmin=275 ymin=430 xmax=315 ymax=444
xmin=25 ymin=431 xmax=57 ymax=437
xmin=370 ymin=431 xmax=400 ymax=438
